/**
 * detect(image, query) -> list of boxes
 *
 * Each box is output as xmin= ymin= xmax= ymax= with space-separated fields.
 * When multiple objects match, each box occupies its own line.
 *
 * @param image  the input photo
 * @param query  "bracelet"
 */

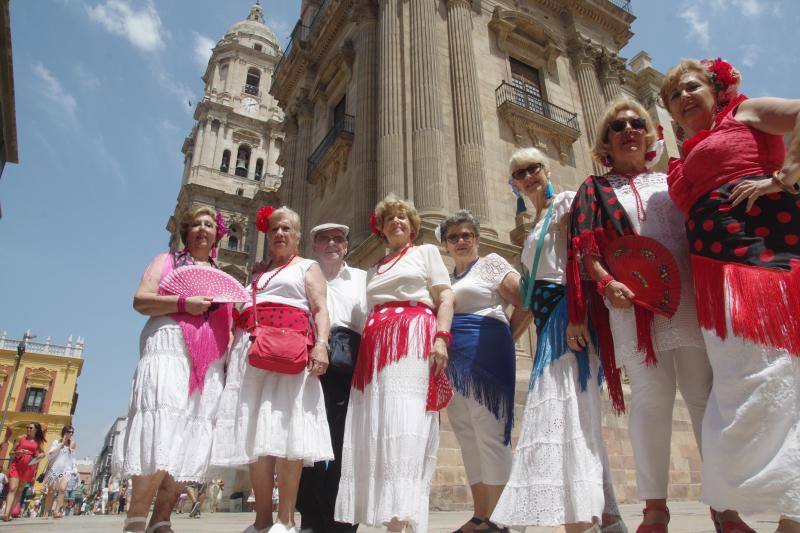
xmin=596 ymin=275 xmax=615 ymax=296
xmin=771 ymin=174 xmax=800 ymax=195
xmin=434 ymin=330 xmax=452 ymax=347
xmin=315 ymin=339 xmax=330 ymax=351
xmin=177 ymin=296 xmax=186 ymax=314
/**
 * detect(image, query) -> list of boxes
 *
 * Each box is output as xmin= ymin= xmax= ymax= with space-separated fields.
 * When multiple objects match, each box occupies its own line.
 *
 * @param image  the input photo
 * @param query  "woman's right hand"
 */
xmin=184 ymin=296 xmax=214 ymax=315
xmin=566 ymin=321 xmax=590 ymax=352
xmin=605 ymin=280 xmax=635 ymax=309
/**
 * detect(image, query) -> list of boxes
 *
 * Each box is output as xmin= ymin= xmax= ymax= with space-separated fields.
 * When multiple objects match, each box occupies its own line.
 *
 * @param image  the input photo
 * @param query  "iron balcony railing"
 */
xmin=608 ymin=0 xmax=632 ymax=13
xmin=495 ymin=81 xmax=580 ymax=132
xmin=272 ymin=21 xmax=309 ymax=81
xmin=307 ymin=114 xmax=355 ymax=181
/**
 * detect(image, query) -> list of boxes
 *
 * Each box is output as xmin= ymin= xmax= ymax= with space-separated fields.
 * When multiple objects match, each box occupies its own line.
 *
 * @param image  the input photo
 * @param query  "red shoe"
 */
xmin=710 ymin=508 xmax=756 ymax=533
xmin=636 ymin=502 xmax=669 ymax=533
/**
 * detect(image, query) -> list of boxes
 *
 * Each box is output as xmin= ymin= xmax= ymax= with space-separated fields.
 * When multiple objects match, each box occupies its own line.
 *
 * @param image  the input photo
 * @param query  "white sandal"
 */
xmin=122 ymin=516 xmax=147 ymax=532
xmin=243 ymin=525 xmax=271 ymax=533
xmin=146 ymin=521 xmax=174 ymax=533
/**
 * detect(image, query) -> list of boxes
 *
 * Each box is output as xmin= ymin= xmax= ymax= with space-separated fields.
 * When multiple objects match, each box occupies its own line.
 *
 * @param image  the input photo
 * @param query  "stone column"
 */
xmin=570 ymin=38 xmax=605 ymax=145
xmin=599 ymin=52 xmax=625 ymax=104
xmin=199 ymin=119 xmax=213 ymax=167
xmin=351 ymin=0 xmax=379 ymax=242
xmin=291 ymin=101 xmax=314 ymax=232
xmin=410 ymin=0 xmax=447 ymax=216
xmin=446 ymin=0 xmax=490 ymax=225
xmin=279 ymin=114 xmax=298 ymax=205
xmin=377 ymin=0 xmax=405 ymax=199
xmin=191 ymin=120 xmax=206 ymax=168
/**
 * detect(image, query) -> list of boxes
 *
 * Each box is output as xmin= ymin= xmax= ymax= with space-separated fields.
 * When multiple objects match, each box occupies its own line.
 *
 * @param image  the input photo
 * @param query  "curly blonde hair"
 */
xmin=591 ymin=97 xmax=658 ymax=164
xmin=178 ymin=205 xmax=218 ymax=246
xmin=659 ymin=58 xmax=742 ymax=110
xmin=374 ymin=194 xmax=421 ymax=241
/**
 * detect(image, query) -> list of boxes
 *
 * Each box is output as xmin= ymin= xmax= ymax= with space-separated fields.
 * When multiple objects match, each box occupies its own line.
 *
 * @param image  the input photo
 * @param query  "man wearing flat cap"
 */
xmin=296 ymin=223 xmax=366 ymax=533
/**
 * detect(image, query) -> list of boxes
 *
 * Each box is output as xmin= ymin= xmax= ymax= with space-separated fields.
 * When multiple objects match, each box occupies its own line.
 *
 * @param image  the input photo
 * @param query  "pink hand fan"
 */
xmin=159 ymin=265 xmax=249 ymax=303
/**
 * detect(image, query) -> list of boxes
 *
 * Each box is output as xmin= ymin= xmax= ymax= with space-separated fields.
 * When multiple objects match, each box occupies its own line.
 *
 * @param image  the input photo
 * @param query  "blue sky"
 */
xmin=0 ymin=0 xmax=796 ymax=459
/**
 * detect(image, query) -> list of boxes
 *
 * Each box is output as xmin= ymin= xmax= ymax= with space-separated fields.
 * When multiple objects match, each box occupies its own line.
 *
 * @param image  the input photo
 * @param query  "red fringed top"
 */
xmin=668 ymin=95 xmax=786 ymax=215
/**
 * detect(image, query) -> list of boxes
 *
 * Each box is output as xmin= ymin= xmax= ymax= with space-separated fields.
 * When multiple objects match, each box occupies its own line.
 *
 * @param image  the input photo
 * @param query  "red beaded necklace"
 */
xmin=374 ymin=243 xmax=413 ymax=275
xmin=614 ymin=169 xmax=649 ymax=223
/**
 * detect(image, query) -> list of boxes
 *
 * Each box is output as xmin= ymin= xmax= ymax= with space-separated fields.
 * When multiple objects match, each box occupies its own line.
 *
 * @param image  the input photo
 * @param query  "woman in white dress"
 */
xmin=43 ymin=425 xmax=76 ymax=518
xmin=491 ymin=147 xmax=625 ymax=533
xmin=335 ymin=194 xmax=454 ymax=533
xmin=122 ymin=206 xmax=232 ymax=533
xmin=212 ymin=206 xmax=333 ymax=533
xmin=437 ymin=210 xmax=526 ymax=533
xmin=566 ymin=98 xmax=720 ymax=532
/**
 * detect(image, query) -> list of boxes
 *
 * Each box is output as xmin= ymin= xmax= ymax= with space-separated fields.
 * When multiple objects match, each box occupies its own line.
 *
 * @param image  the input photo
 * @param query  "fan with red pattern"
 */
xmin=604 ymin=235 xmax=682 ymax=318
xmin=159 ymin=265 xmax=249 ymax=303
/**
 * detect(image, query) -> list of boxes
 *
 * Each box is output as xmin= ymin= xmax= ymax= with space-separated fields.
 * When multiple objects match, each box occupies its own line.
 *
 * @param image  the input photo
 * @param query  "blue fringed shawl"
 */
xmin=447 ymin=314 xmax=516 ymax=445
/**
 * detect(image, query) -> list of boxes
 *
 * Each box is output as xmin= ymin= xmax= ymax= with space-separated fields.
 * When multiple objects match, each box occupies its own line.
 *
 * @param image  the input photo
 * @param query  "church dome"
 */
xmin=224 ymin=2 xmax=280 ymax=52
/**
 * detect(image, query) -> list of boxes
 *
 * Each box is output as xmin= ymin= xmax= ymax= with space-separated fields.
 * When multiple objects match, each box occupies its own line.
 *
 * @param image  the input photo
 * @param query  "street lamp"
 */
xmin=0 ymin=330 xmax=35 ymax=438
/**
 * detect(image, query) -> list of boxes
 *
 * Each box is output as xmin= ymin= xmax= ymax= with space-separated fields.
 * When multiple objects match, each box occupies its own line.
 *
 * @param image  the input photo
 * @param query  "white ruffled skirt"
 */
xmin=211 ymin=329 xmax=333 ymax=466
xmin=118 ymin=316 xmax=224 ymax=482
xmin=335 ymin=356 xmax=439 ymax=533
xmin=492 ymin=353 xmax=619 ymax=527
xmin=701 ymin=328 xmax=800 ymax=521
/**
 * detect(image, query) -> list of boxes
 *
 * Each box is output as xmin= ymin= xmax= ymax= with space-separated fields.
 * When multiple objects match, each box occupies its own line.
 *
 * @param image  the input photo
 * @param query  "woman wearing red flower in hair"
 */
xmin=334 ymin=194 xmax=454 ymax=533
xmin=662 ymin=58 xmax=800 ymax=532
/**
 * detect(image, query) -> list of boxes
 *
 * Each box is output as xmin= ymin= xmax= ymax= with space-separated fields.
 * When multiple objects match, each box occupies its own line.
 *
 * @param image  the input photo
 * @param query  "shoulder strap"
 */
xmin=522 ymin=200 xmax=555 ymax=308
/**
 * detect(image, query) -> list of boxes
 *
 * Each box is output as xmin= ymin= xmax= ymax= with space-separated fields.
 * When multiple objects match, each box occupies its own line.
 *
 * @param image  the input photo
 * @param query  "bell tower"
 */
xmin=167 ymin=2 xmax=284 ymax=283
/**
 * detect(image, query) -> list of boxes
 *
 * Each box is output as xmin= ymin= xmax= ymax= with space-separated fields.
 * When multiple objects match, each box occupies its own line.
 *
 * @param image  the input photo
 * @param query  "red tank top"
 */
xmin=668 ymin=95 xmax=785 ymax=215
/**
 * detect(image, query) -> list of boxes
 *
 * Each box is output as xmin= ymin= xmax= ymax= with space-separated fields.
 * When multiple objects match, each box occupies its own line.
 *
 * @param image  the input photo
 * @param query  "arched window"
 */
xmin=235 ymin=145 xmax=251 ymax=178
xmin=245 ymin=68 xmax=260 ymax=95
xmin=220 ymin=149 xmax=231 ymax=173
xmin=227 ymin=225 xmax=241 ymax=250
xmin=255 ymin=158 xmax=264 ymax=180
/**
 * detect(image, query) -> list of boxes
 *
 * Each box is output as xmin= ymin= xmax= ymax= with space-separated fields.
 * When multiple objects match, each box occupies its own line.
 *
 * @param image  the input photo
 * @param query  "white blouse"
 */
xmin=244 ymin=258 xmax=317 ymax=312
xmin=605 ymin=171 xmax=705 ymax=355
xmin=365 ymin=244 xmax=451 ymax=310
xmin=521 ymin=191 xmax=575 ymax=284
xmin=452 ymin=253 xmax=517 ymax=325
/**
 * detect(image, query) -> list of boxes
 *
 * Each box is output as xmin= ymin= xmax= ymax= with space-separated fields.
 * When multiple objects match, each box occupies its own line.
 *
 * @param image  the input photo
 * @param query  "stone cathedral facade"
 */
xmin=167 ymin=3 xmax=284 ymax=283
xmin=270 ymin=0 xmax=699 ymax=508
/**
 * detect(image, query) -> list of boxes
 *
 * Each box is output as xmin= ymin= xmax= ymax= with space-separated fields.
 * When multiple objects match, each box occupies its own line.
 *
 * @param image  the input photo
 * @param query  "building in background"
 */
xmin=167 ymin=3 xmax=284 ymax=282
xmin=92 ymin=416 xmax=126 ymax=493
xmin=270 ymin=0 xmax=697 ymax=507
xmin=0 ymin=331 xmax=84 ymax=486
xmin=74 ymin=456 xmax=94 ymax=486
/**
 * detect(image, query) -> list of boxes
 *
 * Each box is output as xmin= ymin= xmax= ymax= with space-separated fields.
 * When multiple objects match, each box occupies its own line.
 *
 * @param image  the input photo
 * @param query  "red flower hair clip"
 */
xmin=702 ymin=57 xmax=737 ymax=90
xmin=215 ymin=212 xmax=229 ymax=239
xmin=256 ymin=206 xmax=276 ymax=233
xmin=369 ymin=212 xmax=380 ymax=235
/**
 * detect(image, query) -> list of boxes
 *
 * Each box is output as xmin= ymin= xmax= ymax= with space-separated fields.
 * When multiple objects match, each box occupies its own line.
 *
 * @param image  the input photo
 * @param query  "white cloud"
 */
xmin=679 ymin=5 xmax=711 ymax=49
xmin=86 ymin=0 xmax=164 ymax=52
xmin=156 ymin=69 xmax=195 ymax=114
xmin=193 ymin=33 xmax=215 ymax=69
xmin=31 ymin=63 xmax=78 ymax=123
xmin=709 ymin=0 xmax=766 ymax=16
xmin=741 ymin=44 xmax=760 ymax=68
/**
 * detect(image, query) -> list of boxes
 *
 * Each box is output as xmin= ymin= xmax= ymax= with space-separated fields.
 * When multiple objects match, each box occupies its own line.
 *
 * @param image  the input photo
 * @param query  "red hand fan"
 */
xmin=159 ymin=265 xmax=249 ymax=303
xmin=426 ymin=370 xmax=453 ymax=412
xmin=603 ymin=235 xmax=682 ymax=318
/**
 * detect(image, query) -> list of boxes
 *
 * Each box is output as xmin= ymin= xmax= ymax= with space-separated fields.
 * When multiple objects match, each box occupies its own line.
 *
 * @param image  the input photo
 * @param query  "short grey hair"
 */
xmin=271 ymin=206 xmax=302 ymax=239
xmin=439 ymin=209 xmax=480 ymax=243
xmin=508 ymin=147 xmax=549 ymax=174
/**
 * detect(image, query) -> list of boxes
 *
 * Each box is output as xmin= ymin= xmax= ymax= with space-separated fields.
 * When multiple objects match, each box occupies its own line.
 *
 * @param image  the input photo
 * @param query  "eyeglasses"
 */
xmin=314 ymin=235 xmax=346 ymax=245
xmin=608 ymin=117 xmax=647 ymax=133
xmin=26 ymin=426 xmax=34 ymax=430
xmin=445 ymin=232 xmax=476 ymax=245
xmin=511 ymin=163 xmax=544 ymax=181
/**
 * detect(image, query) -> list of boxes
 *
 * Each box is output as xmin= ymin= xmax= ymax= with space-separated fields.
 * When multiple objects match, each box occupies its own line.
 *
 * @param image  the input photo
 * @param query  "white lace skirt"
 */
xmin=211 ymin=329 xmax=333 ymax=467
xmin=335 ymin=356 xmax=439 ymax=533
xmin=492 ymin=353 xmax=618 ymax=527
xmin=119 ymin=316 xmax=224 ymax=482
xmin=701 ymin=328 xmax=800 ymax=521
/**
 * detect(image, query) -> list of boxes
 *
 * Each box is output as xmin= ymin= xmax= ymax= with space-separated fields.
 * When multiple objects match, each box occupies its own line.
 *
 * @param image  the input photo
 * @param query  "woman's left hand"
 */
xmin=429 ymin=337 xmax=449 ymax=375
xmin=308 ymin=344 xmax=329 ymax=376
xmin=729 ymin=177 xmax=781 ymax=212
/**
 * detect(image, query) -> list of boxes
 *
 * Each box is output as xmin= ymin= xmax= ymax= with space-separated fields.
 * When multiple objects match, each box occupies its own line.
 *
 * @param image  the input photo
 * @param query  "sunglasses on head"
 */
xmin=609 ymin=117 xmax=646 ymax=133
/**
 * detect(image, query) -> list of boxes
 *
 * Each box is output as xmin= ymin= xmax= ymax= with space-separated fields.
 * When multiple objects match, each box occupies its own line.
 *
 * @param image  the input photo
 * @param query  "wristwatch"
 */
xmin=315 ymin=339 xmax=330 ymax=351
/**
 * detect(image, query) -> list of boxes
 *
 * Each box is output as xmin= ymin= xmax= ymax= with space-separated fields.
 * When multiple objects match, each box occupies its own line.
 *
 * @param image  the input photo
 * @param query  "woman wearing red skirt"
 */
xmin=2 ymin=422 xmax=45 ymax=521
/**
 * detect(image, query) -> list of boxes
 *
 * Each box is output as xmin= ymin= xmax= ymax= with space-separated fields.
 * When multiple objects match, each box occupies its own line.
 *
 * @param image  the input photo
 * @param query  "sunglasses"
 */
xmin=314 ymin=235 xmax=346 ymax=245
xmin=27 ymin=426 xmax=35 ymax=430
xmin=445 ymin=232 xmax=475 ymax=245
xmin=511 ymin=163 xmax=544 ymax=181
xmin=608 ymin=117 xmax=647 ymax=133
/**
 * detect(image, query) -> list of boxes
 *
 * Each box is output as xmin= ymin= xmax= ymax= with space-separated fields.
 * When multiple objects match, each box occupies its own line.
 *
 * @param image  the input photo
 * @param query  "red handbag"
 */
xmin=246 ymin=259 xmax=310 ymax=374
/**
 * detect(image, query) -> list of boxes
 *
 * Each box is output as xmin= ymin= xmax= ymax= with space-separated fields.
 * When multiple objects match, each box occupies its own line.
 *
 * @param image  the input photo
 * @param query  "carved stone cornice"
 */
xmin=598 ymin=49 xmax=626 ymax=81
xmin=311 ymin=40 xmax=355 ymax=104
xmin=497 ymin=99 xmax=580 ymax=163
xmin=489 ymin=7 xmax=562 ymax=76
xmin=568 ymin=35 xmax=602 ymax=67
xmin=351 ymin=0 xmax=378 ymax=22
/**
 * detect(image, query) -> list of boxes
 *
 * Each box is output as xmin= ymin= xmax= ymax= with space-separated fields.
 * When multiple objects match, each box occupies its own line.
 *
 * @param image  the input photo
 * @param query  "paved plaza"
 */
xmin=0 ymin=502 xmax=781 ymax=532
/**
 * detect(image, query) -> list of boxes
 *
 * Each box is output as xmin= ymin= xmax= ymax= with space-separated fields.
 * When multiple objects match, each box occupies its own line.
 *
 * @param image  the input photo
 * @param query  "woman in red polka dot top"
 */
xmin=566 ymin=97 xmax=714 ymax=533
xmin=662 ymin=59 xmax=800 ymax=532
